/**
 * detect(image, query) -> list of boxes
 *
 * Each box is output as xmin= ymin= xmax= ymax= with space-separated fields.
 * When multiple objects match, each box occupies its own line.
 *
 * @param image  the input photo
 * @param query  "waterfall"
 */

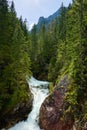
xmin=9 ymin=77 xmax=49 ymax=130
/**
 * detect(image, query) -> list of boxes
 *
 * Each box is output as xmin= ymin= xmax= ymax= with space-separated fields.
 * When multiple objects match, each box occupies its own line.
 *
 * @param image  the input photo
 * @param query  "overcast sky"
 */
xmin=13 ymin=0 xmax=72 ymax=29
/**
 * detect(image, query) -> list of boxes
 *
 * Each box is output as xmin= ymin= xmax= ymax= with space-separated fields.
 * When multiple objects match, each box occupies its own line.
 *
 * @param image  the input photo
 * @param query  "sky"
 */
xmin=12 ymin=0 xmax=72 ymax=30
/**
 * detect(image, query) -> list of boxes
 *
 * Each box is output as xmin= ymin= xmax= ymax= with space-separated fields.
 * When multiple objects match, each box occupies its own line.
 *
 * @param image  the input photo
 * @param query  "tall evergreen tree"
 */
xmin=0 ymin=0 xmax=32 ymax=117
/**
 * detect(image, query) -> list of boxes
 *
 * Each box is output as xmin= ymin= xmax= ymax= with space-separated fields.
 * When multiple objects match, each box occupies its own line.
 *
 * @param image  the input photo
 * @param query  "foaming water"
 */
xmin=9 ymin=77 xmax=49 ymax=130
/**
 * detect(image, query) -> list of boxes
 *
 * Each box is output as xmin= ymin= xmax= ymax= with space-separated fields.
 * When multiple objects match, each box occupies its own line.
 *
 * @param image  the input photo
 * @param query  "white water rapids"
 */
xmin=9 ymin=77 xmax=49 ymax=130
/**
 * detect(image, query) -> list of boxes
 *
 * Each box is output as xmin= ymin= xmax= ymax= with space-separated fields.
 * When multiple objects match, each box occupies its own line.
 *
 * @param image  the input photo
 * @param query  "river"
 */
xmin=9 ymin=77 xmax=49 ymax=130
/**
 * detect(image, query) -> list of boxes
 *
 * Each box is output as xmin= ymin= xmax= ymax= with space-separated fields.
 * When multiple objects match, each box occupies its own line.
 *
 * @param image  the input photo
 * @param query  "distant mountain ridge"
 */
xmin=36 ymin=7 xmax=62 ymax=30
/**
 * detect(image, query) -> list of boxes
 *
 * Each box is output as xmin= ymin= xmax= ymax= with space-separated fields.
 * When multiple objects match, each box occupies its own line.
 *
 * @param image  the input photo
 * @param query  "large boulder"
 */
xmin=39 ymin=75 xmax=74 ymax=130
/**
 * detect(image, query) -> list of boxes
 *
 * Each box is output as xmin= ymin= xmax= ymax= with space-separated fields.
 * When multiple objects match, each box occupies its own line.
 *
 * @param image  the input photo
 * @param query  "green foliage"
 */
xmin=56 ymin=0 xmax=87 ymax=126
xmin=0 ymin=0 xmax=32 ymax=114
xmin=49 ymin=82 xmax=54 ymax=93
xmin=29 ymin=0 xmax=87 ymax=127
xmin=65 ymin=84 xmax=78 ymax=106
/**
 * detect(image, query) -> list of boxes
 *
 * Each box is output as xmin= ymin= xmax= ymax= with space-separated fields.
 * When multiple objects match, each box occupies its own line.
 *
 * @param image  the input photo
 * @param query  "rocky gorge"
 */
xmin=1 ymin=75 xmax=87 ymax=130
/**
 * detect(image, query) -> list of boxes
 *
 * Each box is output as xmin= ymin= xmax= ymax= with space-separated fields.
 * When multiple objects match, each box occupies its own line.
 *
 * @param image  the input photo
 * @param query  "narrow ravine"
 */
xmin=9 ymin=77 xmax=49 ymax=130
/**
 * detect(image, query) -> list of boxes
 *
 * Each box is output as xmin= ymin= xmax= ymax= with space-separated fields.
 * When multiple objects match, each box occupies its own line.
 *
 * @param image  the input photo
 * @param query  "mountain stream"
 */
xmin=9 ymin=77 xmax=49 ymax=130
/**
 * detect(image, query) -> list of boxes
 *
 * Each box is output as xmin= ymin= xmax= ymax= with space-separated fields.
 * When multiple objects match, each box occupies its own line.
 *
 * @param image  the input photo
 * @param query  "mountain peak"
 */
xmin=38 ymin=16 xmax=45 ymax=22
xmin=36 ymin=7 xmax=62 ymax=30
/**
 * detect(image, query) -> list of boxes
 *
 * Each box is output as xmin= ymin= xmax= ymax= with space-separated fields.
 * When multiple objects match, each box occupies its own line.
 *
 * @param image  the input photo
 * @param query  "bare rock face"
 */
xmin=39 ymin=75 xmax=74 ymax=130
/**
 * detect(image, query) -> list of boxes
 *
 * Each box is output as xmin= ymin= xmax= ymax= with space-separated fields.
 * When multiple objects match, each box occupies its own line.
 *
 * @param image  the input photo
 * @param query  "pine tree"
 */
xmin=0 ymin=0 xmax=32 ymax=116
xmin=10 ymin=1 xmax=16 ymax=15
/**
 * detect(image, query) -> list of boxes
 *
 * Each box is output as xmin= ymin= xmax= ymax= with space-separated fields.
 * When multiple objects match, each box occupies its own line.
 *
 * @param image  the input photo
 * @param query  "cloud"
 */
xmin=35 ymin=0 xmax=39 ymax=4
xmin=25 ymin=0 xmax=40 ymax=6
xmin=29 ymin=23 xmax=34 ymax=31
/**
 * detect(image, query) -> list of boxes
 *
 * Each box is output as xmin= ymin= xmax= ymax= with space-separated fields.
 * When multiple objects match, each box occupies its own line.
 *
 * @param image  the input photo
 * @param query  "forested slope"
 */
xmin=0 ymin=0 xmax=32 ymax=128
xmin=30 ymin=0 xmax=87 ymax=128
